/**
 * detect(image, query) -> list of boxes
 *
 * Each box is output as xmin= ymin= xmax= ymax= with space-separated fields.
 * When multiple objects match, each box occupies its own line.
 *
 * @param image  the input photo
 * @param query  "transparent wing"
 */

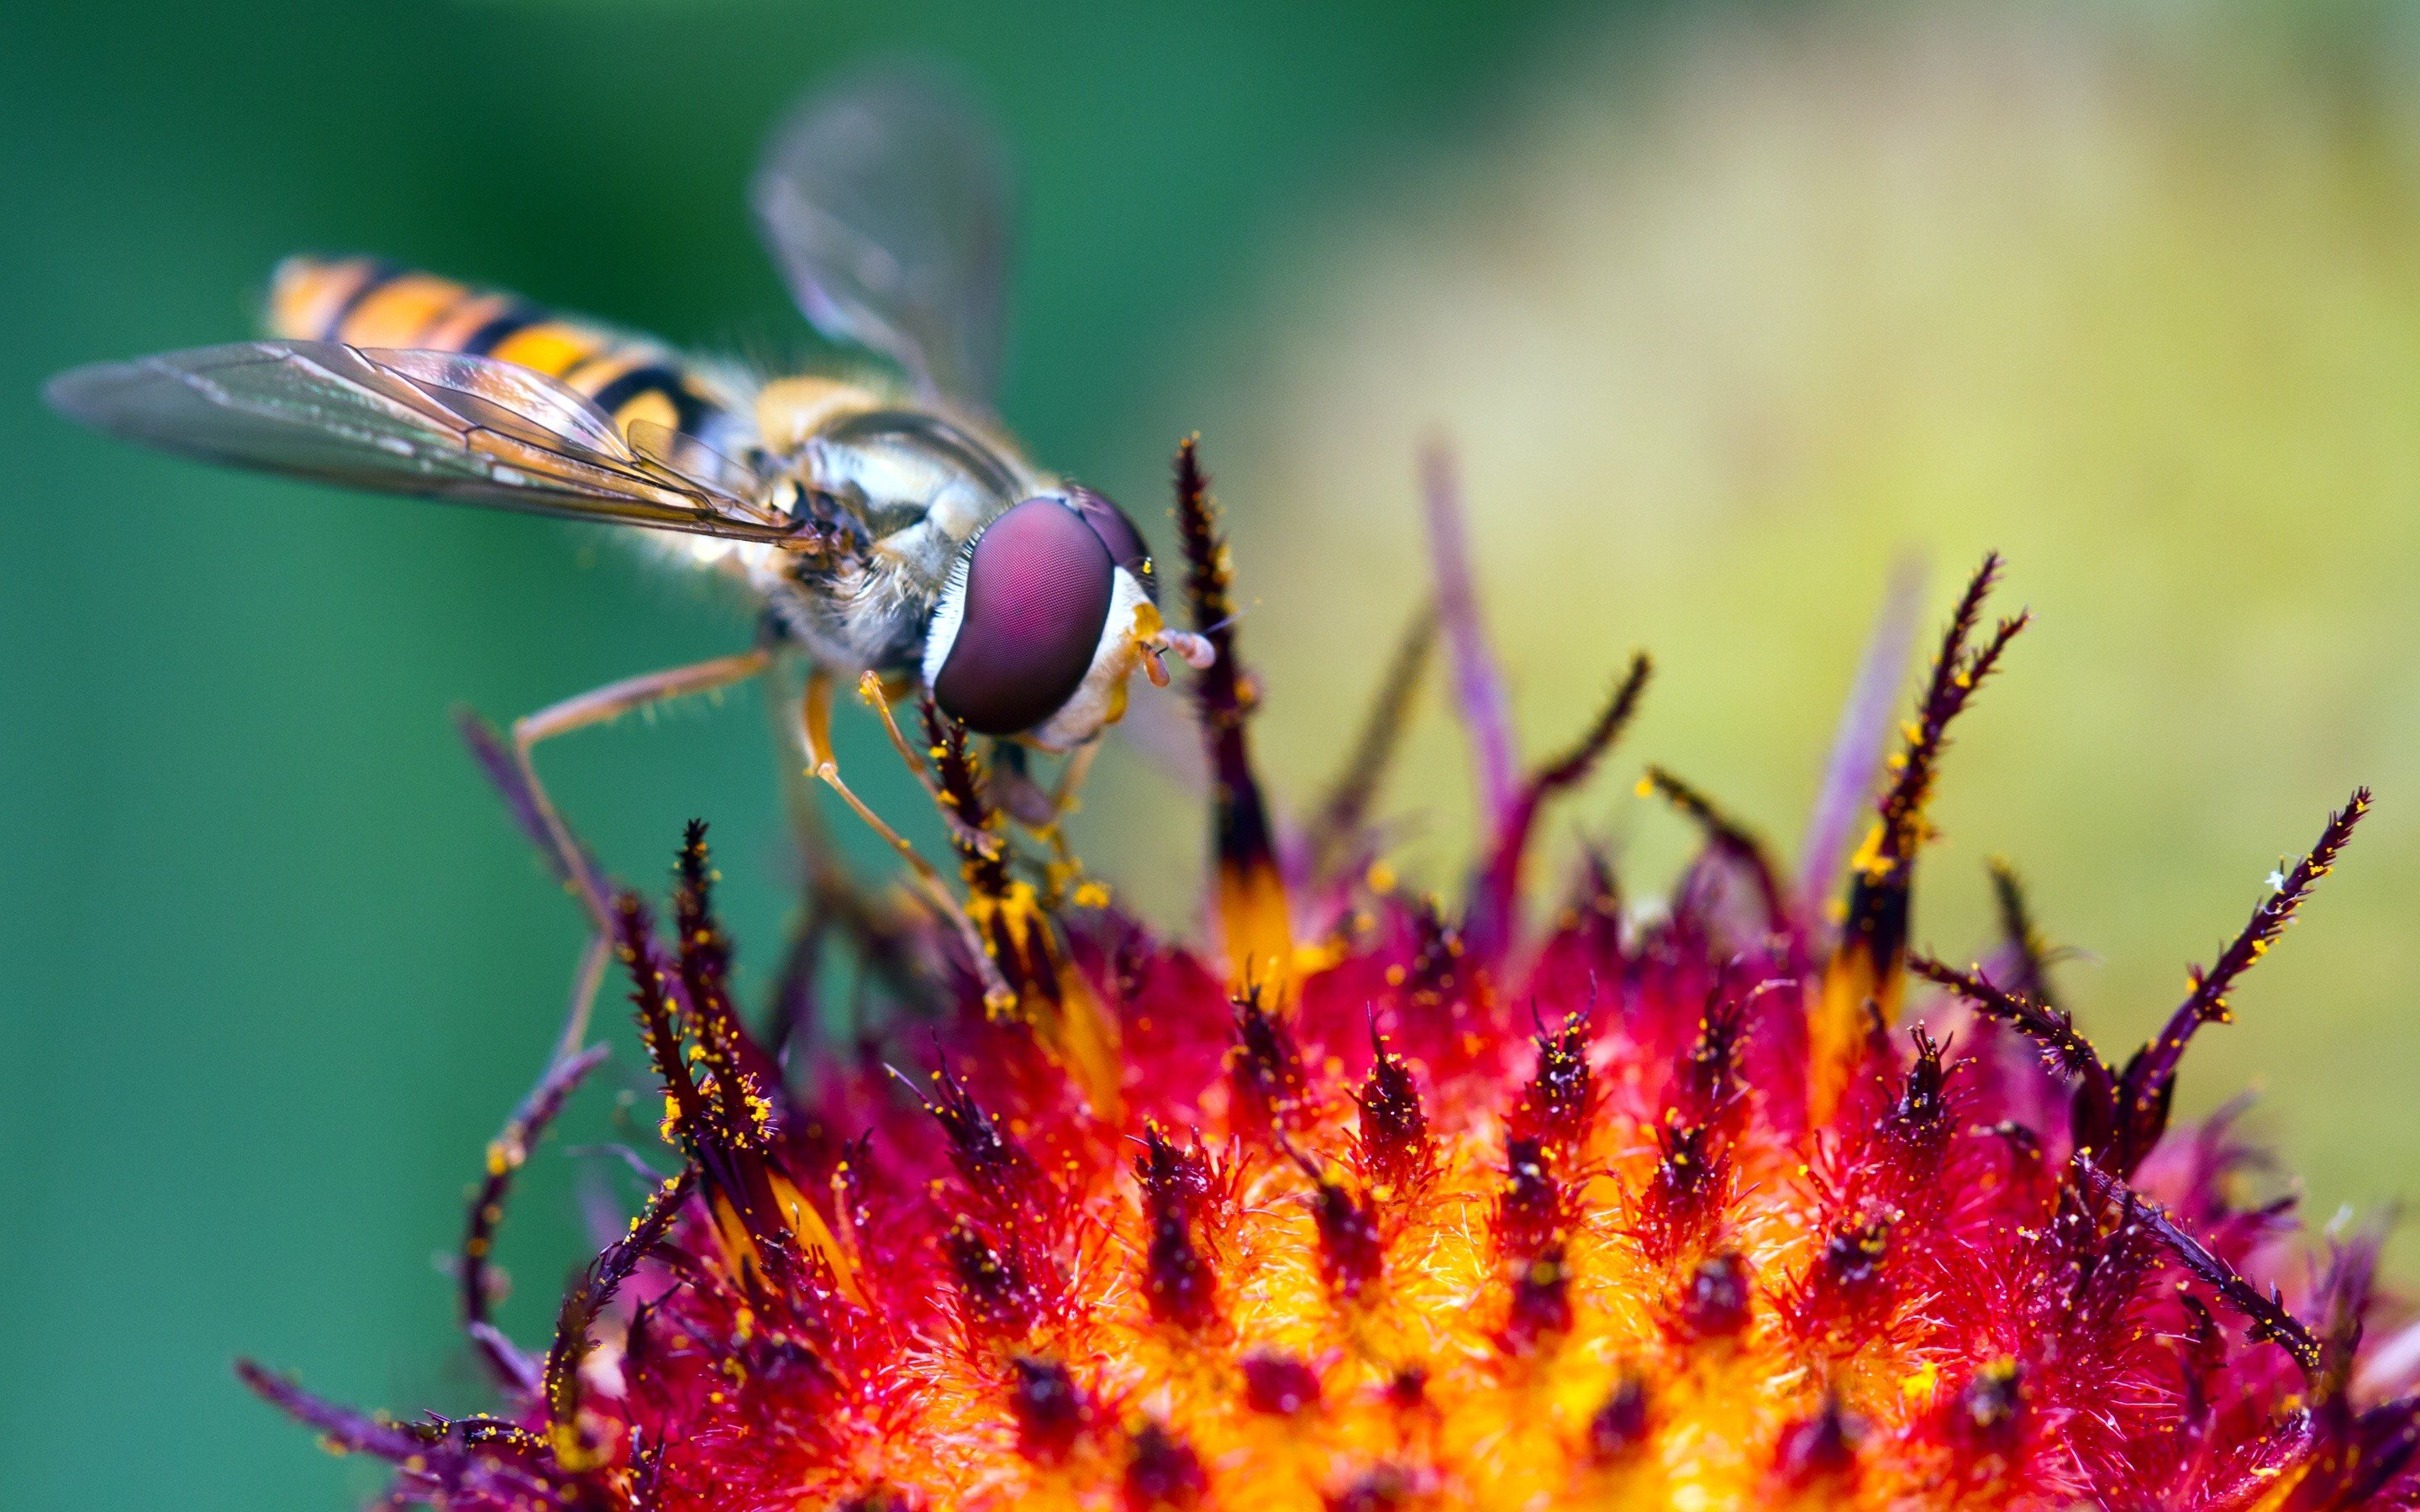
xmin=1110 ymin=675 xmax=1210 ymax=795
xmin=626 ymin=417 xmax=764 ymax=501
xmin=752 ymin=61 xmax=1015 ymax=407
xmin=45 ymin=341 xmax=803 ymax=543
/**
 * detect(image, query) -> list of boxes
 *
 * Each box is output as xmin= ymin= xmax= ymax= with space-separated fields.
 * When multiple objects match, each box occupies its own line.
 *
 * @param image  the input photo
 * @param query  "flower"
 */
xmin=240 ymin=439 xmax=2418 ymax=1509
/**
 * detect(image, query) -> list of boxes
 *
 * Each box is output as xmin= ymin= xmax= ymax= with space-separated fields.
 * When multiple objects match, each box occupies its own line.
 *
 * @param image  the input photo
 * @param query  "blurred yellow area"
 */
xmin=1094 ymin=4 xmax=2420 ymax=1228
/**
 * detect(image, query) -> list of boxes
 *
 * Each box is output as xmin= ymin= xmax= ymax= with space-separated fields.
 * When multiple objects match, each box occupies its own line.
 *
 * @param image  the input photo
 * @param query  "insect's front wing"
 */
xmin=48 ymin=340 xmax=823 ymax=549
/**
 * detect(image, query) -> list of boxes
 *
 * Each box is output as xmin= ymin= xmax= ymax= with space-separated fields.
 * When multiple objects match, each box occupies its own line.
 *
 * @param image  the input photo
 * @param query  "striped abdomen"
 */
xmin=268 ymin=256 xmax=750 ymax=457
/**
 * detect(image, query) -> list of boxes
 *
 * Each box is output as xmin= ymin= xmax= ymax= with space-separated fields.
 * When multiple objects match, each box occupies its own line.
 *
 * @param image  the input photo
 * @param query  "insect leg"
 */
xmin=512 ymin=647 xmax=775 ymax=1059
xmin=991 ymin=739 xmax=1104 ymax=909
xmin=853 ymin=670 xmax=948 ymax=802
xmin=762 ymin=654 xmax=847 ymax=885
xmin=759 ymin=658 xmax=944 ymax=1037
xmin=1047 ymin=738 xmax=1101 ymax=822
xmin=797 ymin=668 xmax=1018 ymax=1015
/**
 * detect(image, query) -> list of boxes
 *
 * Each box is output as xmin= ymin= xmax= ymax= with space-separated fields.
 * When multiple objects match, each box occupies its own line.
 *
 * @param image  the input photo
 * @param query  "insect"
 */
xmin=46 ymin=65 xmax=1213 ymax=1047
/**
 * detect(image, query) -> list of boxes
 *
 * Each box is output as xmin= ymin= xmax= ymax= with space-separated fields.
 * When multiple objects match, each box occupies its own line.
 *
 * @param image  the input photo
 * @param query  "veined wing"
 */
xmin=752 ymin=61 xmax=1014 ymax=408
xmin=45 ymin=340 xmax=805 ymax=544
xmin=1110 ymin=675 xmax=1210 ymax=795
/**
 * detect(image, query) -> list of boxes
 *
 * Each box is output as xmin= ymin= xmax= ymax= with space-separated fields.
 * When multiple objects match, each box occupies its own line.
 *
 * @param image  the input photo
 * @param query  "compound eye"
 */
xmin=1063 ymin=485 xmax=1156 ymax=600
xmin=925 ymin=497 xmax=1118 ymax=735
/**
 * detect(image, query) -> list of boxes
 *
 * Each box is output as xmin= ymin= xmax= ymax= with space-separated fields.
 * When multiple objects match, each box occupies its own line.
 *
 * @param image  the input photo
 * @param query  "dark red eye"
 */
xmin=1063 ymin=485 xmax=1155 ymax=599
xmin=927 ymin=497 xmax=1117 ymax=734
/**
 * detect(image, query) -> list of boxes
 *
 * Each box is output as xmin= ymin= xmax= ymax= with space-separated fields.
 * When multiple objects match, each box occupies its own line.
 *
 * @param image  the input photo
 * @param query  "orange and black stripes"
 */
xmin=267 ymin=255 xmax=743 ymax=453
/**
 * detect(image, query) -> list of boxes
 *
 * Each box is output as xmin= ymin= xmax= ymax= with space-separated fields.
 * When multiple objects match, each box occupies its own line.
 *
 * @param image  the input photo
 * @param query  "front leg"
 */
xmin=798 ymin=668 xmax=1018 ymax=1015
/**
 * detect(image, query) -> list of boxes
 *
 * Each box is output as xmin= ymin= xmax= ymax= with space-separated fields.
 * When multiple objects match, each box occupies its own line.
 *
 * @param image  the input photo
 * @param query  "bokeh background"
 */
xmin=7 ymin=3 xmax=2420 ymax=1508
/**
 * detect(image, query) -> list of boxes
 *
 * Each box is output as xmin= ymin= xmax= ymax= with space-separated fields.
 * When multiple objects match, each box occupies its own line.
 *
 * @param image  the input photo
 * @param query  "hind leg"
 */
xmin=502 ymin=648 xmax=774 ymax=1060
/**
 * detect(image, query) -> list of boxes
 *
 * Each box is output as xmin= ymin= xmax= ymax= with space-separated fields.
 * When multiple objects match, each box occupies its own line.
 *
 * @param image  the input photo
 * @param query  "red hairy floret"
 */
xmin=239 ymin=447 xmax=2420 ymax=1511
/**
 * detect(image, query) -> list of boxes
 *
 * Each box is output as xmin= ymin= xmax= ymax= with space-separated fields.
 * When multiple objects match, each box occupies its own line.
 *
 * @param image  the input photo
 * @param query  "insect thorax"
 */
xmin=753 ymin=383 xmax=1044 ymax=675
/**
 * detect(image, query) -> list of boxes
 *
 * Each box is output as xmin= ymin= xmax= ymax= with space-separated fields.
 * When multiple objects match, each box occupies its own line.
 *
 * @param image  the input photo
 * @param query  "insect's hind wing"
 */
xmin=46 ymin=340 xmax=800 ymax=543
xmin=752 ymin=61 xmax=1016 ymax=409
xmin=1108 ymin=675 xmax=1211 ymax=795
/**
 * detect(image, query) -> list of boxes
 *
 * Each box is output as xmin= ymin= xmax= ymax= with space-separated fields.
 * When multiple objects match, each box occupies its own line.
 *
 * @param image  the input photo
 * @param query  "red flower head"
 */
xmin=243 ymin=439 xmax=2419 ymax=1509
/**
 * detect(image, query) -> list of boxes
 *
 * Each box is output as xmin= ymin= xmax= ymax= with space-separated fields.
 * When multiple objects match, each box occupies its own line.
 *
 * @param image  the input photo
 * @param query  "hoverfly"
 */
xmin=46 ymin=65 xmax=1212 ymax=1043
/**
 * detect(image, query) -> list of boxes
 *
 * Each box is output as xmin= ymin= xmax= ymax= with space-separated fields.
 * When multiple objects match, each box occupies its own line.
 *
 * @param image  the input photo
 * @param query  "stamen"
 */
xmin=1008 ymin=1356 xmax=1091 ymax=1464
xmin=1466 ymin=654 xmax=1650 ymax=958
xmin=1640 ymin=766 xmax=1788 ymax=930
xmin=2110 ymin=789 xmax=2370 ymax=1172
xmin=1507 ymin=1011 xmax=1596 ymax=1163
xmin=1639 ymin=1122 xmax=1729 ymax=1265
xmin=1773 ymin=1399 xmax=1862 ymax=1488
xmin=1229 ymin=984 xmax=1310 ymax=1138
xmin=1308 ymin=1176 xmax=1385 ymax=1300
xmin=674 ymin=822 xmax=786 ymax=1142
xmin=1910 ymin=954 xmax=2117 ymax=1156
xmin=1174 ymin=435 xmax=1296 ymax=1000
xmin=460 ymin=1042 xmax=610 ymax=1396
xmin=2081 ymin=1164 xmax=2323 ymax=1377
xmin=1986 ymin=858 xmax=2062 ymax=1012
xmin=616 ymin=891 xmax=866 ymax=1307
xmin=1797 ymin=555 xmax=1927 ymax=911
xmin=1302 ymin=604 xmax=1437 ymax=884
xmin=1125 ymin=1420 xmax=1209 ymax=1509
xmin=921 ymin=706 xmax=1013 ymax=895
xmin=944 ymin=1219 xmax=1044 ymax=1341
xmin=1495 ymin=1137 xmax=1564 ymax=1260
xmin=234 ymin=1360 xmax=430 ymax=1462
xmin=1675 ymin=982 xmax=1753 ymax=1132
xmin=1133 ymin=1123 xmax=1215 ymax=1221
xmin=1328 ymin=1467 xmax=1414 ymax=1512
xmin=1419 ymin=441 xmax=1519 ymax=840
xmin=1144 ymin=1187 xmax=1219 ymax=1334
xmin=544 ymin=1169 xmax=696 ymax=1470
xmin=1673 ymin=1250 xmax=1753 ymax=1340
xmin=1954 ymin=1359 xmax=2024 ymax=1452
xmin=1586 ymin=1374 xmax=1652 ymax=1463
xmin=1817 ymin=1214 xmax=1892 ymax=1297
xmin=1501 ymin=1243 xmax=1574 ymax=1356
xmin=1351 ymin=1024 xmax=1434 ymax=1201
xmin=1241 ymin=1352 xmax=1322 ymax=1415
xmin=1813 ymin=554 xmax=2026 ymax=1110
xmin=918 ymin=704 xmax=1124 ymax=1118
xmin=1885 ymin=1025 xmax=1948 ymax=1142
xmin=912 ymin=1055 xmax=1053 ymax=1226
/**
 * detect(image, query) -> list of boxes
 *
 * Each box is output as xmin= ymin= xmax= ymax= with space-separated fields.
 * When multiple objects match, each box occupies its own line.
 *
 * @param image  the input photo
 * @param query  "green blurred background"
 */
xmin=7 ymin=2 xmax=2420 ymax=1508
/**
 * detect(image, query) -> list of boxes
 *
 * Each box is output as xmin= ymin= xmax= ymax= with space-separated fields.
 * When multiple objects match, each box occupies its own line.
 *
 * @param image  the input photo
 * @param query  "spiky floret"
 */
xmin=240 ymin=448 xmax=2420 ymax=1510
